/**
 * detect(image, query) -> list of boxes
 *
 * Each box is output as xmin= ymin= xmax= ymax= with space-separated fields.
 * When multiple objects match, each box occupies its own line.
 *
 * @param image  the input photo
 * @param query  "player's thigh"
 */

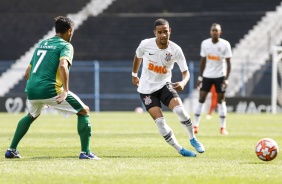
xmin=200 ymin=77 xmax=213 ymax=92
xmin=199 ymin=90 xmax=209 ymax=103
xmin=214 ymin=76 xmax=225 ymax=93
xmin=44 ymin=91 xmax=87 ymax=116
xmin=27 ymin=99 xmax=44 ymax=118
xmin=148 ymin=106 xmax=164 ymax=120
xmin=140 ymin=93 xmax=161 ymax=112
xmin=217 ymin=93 xmax=225 ymax=103
xmin=159 ymin=83 xmax=179 ymax=107
xmin=65 ymin=91 xmax=89 ymax=114
xmin=168 ymin=97 xmax=183 ymax=110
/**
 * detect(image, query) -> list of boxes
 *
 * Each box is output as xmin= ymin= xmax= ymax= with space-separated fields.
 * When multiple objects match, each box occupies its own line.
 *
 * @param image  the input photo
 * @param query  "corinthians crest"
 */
xmin=143 ymin=96 xmax=152 ymax=105
xmin=165 ymin=53 xmax=173 ymax=62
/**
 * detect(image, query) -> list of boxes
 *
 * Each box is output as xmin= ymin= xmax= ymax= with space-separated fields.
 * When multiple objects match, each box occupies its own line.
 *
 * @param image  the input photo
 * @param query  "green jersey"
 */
xmin=26 ymin=36 xmax=73 ymax=100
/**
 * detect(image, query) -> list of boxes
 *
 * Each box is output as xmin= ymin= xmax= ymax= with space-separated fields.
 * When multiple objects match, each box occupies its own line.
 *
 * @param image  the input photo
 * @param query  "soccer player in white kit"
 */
xmin=132 ymin=18 xmax=205 ymax=157
xmin=194 ymin=23 xmax=232 ymax=135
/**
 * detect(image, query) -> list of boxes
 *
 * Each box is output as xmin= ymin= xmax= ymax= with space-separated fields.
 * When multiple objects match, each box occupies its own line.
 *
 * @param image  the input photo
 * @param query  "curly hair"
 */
xmin=54 ymin=16 xmax=74 ymax=34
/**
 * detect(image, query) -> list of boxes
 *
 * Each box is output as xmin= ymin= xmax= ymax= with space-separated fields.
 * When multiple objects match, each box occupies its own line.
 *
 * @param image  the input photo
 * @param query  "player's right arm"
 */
xmin=132 ymin=55 xmax=142 ymax=87
xmin=132 ymin=39 xmax=146 ymax=87
xmin=197 ymin=56 xmax=206 ymax=88
xmin=55 ymin=43 xmax=73 ymax=104
xmin=55 ymin=58 xmax=69 ymax=104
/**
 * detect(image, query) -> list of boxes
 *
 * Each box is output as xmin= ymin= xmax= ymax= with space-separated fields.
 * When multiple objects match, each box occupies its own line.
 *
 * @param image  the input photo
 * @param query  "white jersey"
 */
xmin=136 ymin=38 xmax=188 ymax=94
xmin=200 ymin=38 xmax=232 ymax=78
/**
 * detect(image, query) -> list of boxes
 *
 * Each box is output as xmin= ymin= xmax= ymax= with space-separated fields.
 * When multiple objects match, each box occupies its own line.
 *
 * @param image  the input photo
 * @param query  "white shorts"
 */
xmin=27 ymin=91 xmax=86 ymax=118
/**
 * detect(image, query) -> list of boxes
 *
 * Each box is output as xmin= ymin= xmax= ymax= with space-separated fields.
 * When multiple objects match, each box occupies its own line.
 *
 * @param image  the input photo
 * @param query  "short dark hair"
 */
xmin=154 ymin=18 xmax=169 ymax=29
xmin=55 ymin=16 xmax=74 ymax=34
xmin=211 ymin=23 xmax=221 ymax=30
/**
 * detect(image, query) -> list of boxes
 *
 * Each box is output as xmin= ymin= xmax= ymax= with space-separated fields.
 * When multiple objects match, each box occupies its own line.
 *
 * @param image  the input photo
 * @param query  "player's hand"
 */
xmin=172 ymin=81 xmax=185 ymax=92
xmin=132 ymin=76 xmax=139 ymax=87
xmin=222 ymin=79 xmax=229 ymax=90
xmin=55 ymin=90 xmax=68 ymax=104
xmin=197 ymin=81 xmax=202 ymax=90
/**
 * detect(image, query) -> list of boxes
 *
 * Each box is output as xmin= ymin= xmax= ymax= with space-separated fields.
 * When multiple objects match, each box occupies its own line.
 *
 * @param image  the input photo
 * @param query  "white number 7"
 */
xmin=33 ymin=50 xmax=47 ymax=73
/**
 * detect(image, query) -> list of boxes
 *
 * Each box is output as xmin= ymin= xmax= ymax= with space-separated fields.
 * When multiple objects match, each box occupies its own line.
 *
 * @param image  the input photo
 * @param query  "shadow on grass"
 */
xmin=240 ymin=162 xmax=269 ymax=164
xmin=98 ymin=155 xmax=189 ymax=158
xmin=3 ymin=156 xmax=77 ymax=161
xmin=4 ymin=155 xmax=187 ymax=161
xmin=30 ymin=155 xmax=183 ymax=159
xmin=30 ymin=156 xmax=77 ymax=159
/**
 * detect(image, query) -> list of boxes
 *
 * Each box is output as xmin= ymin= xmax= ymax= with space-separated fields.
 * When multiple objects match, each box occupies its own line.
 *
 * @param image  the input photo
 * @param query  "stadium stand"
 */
xmin=71 ymin=0 xmax=282 ymax=61
xmin=1 ymin=0 xmax=281 ymax=61
xmin=1 ymin=0 xmax=282 ymax=110
xmin=0 ymin=0 xmax=115 ymax=97
xmin=72 ymin=15 xmax=263 ymax=61
xmin=0 ymin=0 xmax=91 ymax=60
xmin=237 ymin=62 xmax=272 ymax=97
xmin=0 ymin=0 xmax=92 ymax=95
xmin=227 ymin=5 xmax=282 ymax=96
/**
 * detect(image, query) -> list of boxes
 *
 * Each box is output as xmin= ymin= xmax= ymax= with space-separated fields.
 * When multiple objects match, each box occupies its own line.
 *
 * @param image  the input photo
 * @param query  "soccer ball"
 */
xmin=255 ymin=138 xmax=279 ymax=161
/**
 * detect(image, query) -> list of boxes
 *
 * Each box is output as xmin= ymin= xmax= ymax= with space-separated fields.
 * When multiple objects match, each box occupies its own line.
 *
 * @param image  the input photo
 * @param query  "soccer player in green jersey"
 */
xmin=5 ymin=16 xmax=100 ymax=160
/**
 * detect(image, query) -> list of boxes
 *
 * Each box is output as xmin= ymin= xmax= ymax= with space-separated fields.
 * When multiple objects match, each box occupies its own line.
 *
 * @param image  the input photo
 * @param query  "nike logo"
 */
xmin=149 ymin=53 xmax=154 ymax=55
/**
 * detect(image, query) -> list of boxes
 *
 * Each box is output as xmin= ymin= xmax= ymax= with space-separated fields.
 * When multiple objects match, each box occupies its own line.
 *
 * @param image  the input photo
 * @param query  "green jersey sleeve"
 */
xmin=60 ymin=43 xmax=74 ymax=66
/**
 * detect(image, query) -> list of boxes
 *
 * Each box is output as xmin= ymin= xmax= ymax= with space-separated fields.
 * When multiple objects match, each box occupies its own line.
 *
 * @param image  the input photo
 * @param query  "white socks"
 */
xmin=193 ymin=102 xmax=203 ymax=127
xmin=155 ymin=117 xmax=182 ymax=152
xmin=173 ymin=105 xmax=195 ymax=140
xmin=218 ymin=102 xmax=227 ymax=128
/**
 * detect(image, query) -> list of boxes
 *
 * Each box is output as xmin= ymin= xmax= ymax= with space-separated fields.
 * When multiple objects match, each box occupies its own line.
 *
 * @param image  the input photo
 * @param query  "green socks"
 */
xmin=10 ymin=115 xmax=34 ymax=149
xmin=77 ymin=115 xmax=91 ymax=154
xmin=10 ymin=114 xmax=92 ymax=154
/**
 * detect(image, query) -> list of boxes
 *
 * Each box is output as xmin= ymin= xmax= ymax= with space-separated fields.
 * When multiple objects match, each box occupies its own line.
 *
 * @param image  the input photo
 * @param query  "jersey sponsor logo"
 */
xmin=148 ymin=63 xmax=167 ymax=74
xmin=165 ymin=53 xmax=173 ymax=62
xmin=207 ymin=54 xmax=220 ymax=61
xmin=143 ymin=96 xmax=152 ymax=105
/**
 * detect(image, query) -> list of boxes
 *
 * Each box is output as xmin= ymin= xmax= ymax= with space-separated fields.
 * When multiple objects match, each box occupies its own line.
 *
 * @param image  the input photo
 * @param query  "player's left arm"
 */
xmin=224 ymin=58 xmax=231 ymax=88
xmin=173 ymin=47 xmax=189 ymax=91
xmin=24 ymin=65 xmax=31 ymax=80
xmin=173 ymin=70 xmax=190 ymax=92
xmin=223 ymin=41 xmax=232 ymax=88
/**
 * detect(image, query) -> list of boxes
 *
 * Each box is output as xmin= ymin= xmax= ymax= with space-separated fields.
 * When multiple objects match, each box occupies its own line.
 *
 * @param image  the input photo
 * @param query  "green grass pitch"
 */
xmin=0 ymin=112 xmax=282 ymax=184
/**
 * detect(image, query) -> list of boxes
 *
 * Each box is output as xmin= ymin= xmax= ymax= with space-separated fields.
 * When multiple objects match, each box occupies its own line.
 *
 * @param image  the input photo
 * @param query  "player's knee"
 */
xmin=217 ymin=94 xmax=225 ymax=103
xmin=155 ymin=117 xmax=165 ymax=126
xmin=84 ymin=106 xmax=90 ymax=113
xmin=199 ymin=92 xmax=208 ymax=103
xmin=173 ymin=105 xmax=190 ymax=121
xmin=218 ymin=99 xmax=226 ymax=104
xmin=77 ymin=106 xmax=90 ymax=115
xmin=199 ymin=99 xmax=205 ymax=103
xmin=28 ymin=113 xmax=39 ymax=123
